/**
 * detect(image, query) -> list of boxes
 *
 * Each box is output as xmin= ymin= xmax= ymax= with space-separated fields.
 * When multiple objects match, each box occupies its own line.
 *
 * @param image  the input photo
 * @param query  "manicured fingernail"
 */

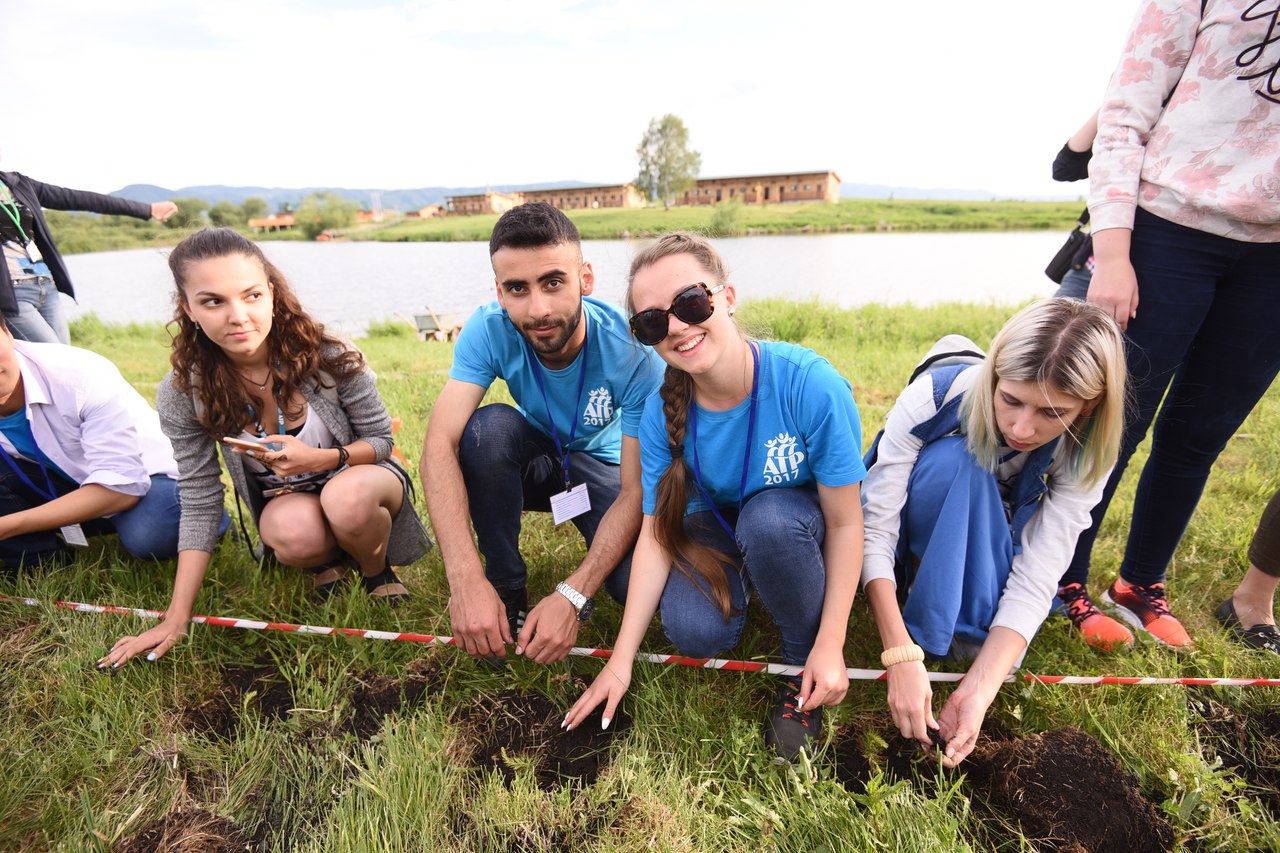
xmin=245 ymin=450 xmax=257 ymax=458
xmin=601 ymin=716 xmax=611 ymax=730
xmin=112 ymin=661 xmax=122 ymax=669
xmin=796 ymin=696 xmax=805 ymax=712
xmin=561 ymin=715 xmax=569 ymax=729
xmin=515 ymin=645 xmax=524 ymax=655
xmin=146 ymin=652 xmax=157 ymax=661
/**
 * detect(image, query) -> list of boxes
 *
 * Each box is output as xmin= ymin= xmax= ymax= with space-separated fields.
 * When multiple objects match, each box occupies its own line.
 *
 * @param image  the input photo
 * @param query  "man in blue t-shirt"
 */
xmin=423 ymin=202 xmax=662 ymax=664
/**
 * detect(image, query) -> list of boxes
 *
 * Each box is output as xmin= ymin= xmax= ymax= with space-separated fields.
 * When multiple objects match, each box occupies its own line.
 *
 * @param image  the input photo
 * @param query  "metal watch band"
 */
xmin=555 ymin=581 xmax=587 ymax=613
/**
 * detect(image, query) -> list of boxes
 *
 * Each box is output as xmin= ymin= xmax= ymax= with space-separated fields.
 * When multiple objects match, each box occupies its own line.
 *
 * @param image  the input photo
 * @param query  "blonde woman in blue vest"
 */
xmin=861 ymin=298 xmax=1126 ymax=767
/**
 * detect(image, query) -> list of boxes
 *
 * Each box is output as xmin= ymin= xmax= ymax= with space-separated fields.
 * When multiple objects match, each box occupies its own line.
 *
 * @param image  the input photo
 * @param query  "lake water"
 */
xmin=64 ymin=231 xmax=1068 ymax=336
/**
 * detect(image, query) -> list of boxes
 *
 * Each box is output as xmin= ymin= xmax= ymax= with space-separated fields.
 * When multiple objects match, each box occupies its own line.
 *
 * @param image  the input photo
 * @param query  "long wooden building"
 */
xmin=443 ymin=170 xmax=841 ymax=216
xmin=677 ymin=170 xmax=841 ymax=206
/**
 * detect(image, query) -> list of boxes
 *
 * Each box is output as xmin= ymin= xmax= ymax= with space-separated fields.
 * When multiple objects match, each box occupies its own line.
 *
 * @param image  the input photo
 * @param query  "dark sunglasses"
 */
xmin=629 ymin=282 xmax=726 ymax=346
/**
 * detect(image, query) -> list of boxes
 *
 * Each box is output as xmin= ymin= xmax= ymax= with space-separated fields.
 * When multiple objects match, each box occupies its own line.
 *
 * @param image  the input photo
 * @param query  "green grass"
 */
xmin=46 ymin=199 xmax=1086 ymax=255
xmin=2 ymin=304 xmax=1278 ymax=850
xmin=370 ymin=199 xmax=1085 ymax=243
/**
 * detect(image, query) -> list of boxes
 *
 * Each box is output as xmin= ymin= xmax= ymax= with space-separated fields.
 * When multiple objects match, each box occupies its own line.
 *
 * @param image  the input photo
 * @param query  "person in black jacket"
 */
xmin=0 ymin=171 xmax=176 ymax=343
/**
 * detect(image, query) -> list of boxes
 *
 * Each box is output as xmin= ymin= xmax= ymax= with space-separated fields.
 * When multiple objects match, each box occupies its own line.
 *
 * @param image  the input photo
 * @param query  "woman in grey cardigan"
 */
xmin=101 ymin=228 xmax=431 ymax=669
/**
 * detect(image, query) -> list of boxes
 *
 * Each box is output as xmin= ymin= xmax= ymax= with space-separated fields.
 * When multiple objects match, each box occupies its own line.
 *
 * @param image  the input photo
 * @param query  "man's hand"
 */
xmin=448 ymin=575 xmax=511 ymax=659
xmin=516 ymin=590 xmax=581 ymax=664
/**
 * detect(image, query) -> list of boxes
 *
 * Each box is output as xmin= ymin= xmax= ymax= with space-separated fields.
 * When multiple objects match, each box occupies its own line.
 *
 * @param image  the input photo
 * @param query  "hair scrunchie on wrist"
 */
xmin=880 ymin=643 xmax=925 ymax=668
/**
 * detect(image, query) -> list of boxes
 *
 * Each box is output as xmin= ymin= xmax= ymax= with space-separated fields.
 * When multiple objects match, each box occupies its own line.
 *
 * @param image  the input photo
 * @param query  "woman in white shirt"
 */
xmin=861 ymin=299 xmax=1126 ymax=767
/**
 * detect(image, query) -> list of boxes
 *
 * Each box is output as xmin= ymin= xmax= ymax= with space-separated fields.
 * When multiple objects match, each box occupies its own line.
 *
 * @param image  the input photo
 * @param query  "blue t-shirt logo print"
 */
xmin=763 ymin=431 xmax=806 ymax=485
xmin=583 ymin=387 xmax=613 ymax=427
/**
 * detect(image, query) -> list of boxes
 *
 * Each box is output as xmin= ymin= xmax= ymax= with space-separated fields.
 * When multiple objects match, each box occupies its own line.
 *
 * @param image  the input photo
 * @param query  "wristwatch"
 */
xmin=555 ymin=581 xmax=595 ymax=622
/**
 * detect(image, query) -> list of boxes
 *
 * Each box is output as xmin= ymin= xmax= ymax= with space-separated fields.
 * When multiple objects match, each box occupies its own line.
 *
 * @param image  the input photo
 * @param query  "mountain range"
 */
xmin=110 ymin=181 xmax=1075 ymax=209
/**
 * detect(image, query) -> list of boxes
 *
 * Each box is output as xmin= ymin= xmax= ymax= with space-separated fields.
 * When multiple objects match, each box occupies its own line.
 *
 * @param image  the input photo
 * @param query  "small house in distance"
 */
xmin=405 ymin=204 xmax=445 ymax=220
xmin=247 ymin=213 xmax=297 ymax=233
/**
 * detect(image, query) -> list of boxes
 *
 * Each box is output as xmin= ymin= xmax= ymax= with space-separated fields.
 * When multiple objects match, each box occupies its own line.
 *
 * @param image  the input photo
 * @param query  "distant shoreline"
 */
xmin=55 ymin=198 xmax=1085 ymax=254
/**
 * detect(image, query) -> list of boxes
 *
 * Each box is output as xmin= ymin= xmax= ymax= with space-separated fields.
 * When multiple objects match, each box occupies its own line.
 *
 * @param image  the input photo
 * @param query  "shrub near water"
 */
xmin=3 ymin=303 xmax=1279 ymax=851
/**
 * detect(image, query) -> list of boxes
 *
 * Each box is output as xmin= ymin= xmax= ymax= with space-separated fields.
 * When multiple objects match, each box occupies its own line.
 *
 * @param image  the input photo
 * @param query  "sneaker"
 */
xmin=1102 ymin=577 xmax=1191 ymax=647
xmin=481 ymin=586 xmax=527 ymax=671
xmin=1214 ymin=599 xmax=1280 ymax=655
xmin=1057 ymin=582 xmax=1134 ymax=651
xmin=498 ymin=586 xmax=528 ymax=641
xmin=764 ymin=676 xmax=824 ymax=765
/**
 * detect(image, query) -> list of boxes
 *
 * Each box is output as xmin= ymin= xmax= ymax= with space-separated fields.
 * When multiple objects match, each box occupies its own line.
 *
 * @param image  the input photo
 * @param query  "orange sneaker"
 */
xmin=1057 ymin=583 xmax=1134 ymax=650
xmin=1102 ymin=577 xmax=1191 ymax=647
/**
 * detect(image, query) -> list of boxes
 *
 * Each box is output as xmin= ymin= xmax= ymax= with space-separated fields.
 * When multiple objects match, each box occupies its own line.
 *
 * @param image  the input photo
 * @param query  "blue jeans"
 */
xmin=0 ymin=472 xmax=190 ymax=570
xmin=659 ymin=487 xmax=827 ymax=665
xmin=457 ymin=404 xmax=631 ymax=602
xmin=1062 ymin=208 xmax=1280 ymax=587
xmin=892 ymin=436 xmax=1013 ymax=658
xmin=1054 ymin=265 xmax=1092 ymax=301
xmin=6 ymin=276 xmax=71 ymax=344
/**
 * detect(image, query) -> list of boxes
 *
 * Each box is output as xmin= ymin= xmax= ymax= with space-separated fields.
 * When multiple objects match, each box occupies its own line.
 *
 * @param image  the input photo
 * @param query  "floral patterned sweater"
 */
xmin=1089 ymin=0 xmax=1280 ymax=241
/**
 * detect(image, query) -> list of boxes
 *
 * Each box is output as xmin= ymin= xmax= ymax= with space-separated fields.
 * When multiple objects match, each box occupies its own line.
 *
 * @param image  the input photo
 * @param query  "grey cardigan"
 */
xmin=157 ymin=355 xmax=433 ymax=565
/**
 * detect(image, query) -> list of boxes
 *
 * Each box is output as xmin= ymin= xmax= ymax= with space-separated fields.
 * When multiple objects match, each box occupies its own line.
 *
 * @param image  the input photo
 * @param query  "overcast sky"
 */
xmin=3 ymin=1 xmax=1141 ymax=199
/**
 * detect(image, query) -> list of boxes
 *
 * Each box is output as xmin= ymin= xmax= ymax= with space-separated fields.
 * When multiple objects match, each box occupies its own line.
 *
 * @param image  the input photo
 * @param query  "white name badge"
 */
xmin=550 ymin=483 xmax=591 ymax=525
xmin=60 ymin=524 xmax=89 ymax=548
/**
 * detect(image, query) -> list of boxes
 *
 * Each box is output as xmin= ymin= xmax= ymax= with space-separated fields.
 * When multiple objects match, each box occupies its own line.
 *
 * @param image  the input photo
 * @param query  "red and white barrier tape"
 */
xmin=3 ymin=594 xmax=1278 ymax=687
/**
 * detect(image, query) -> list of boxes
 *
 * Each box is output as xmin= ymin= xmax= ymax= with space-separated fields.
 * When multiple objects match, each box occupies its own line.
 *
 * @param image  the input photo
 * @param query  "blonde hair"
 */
xmin=961 ymin=298 xmax=1126 ymax=488
xmin=626 ymin=232 xmax=737 ymax=618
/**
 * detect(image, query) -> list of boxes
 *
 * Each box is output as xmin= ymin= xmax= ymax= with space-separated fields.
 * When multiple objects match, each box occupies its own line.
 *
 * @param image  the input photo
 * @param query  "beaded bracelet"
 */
xmin=880 ymin=643 xmax=925 ymax=668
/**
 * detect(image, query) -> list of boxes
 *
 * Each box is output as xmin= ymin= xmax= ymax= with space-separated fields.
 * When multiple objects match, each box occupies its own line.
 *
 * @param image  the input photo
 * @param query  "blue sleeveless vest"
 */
xmin=865 ymin=364 xmax=1060 ymax=553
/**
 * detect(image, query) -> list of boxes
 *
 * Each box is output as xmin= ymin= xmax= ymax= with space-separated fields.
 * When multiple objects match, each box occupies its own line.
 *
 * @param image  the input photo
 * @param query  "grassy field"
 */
xmin=2 ymin=302 xmax=1278 ymax=851
xmin=367 ymin=199 xmax=1085 ymax=243
xmin=49 ymin=198 xmax=1085 ymax=255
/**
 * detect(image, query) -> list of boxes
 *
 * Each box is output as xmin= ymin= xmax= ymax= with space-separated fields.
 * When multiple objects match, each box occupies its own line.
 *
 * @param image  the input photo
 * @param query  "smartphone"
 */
xmin=222 ymin=436 xmax=267 ymax=452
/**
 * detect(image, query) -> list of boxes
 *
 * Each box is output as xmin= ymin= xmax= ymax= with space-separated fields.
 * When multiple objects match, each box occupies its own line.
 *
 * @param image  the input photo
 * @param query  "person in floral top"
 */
xmin=1056 ymin=0 xmax=1280 ymax=650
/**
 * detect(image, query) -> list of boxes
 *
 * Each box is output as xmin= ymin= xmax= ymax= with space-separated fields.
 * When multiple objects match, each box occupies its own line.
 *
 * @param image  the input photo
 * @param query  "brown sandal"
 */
xmin=361 ymin=562 xmax=410 ymax=606
xmin=309 ymin=560 xmax=351 ymax=599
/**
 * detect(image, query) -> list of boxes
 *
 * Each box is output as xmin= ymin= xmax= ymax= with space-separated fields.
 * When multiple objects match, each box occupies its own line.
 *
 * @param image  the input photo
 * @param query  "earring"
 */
xmin=729 ymin=307 xmax=736 ymax=317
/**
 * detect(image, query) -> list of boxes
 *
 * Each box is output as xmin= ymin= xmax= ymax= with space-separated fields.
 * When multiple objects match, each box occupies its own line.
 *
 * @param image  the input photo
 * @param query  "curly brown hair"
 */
xmin=166 ymin=227 xmax=364 ymax=438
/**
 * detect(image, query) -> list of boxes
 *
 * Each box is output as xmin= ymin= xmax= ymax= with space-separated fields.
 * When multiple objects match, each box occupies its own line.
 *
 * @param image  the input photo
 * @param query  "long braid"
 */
xmin=652 ymin=365 xmax=735 ymax=618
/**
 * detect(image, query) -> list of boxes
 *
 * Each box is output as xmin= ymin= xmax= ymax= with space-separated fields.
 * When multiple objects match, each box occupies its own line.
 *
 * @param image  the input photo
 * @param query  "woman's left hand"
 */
xmin=801 ymin=636 xmax=849 ymax=709
xmin=244 ymin=435 xmax=332 ymax=477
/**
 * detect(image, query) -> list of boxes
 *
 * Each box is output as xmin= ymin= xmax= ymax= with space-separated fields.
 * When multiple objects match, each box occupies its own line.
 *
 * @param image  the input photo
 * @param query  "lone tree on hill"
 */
xmin=635 ymin=114 xmax=701 ymax=209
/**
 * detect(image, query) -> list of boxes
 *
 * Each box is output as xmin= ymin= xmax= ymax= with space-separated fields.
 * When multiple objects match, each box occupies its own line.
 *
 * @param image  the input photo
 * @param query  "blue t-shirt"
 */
xmin=640 ymin=341 xmax=866 ymax=514
xmin=0 ymin=408 xmax=74 ymax=485
xmin=449 ymin=296 xmax=664 ymax=465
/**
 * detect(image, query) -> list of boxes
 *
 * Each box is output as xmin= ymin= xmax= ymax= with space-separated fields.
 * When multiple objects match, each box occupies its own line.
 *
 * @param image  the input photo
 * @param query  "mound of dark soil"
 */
xmin=830 ymin=714 xmax=1018 ymax=791
xmin=965 ymin=726 xmax=1175 ymax=853
xmin=1191 ymin=691 xmax=1280 ymax=816
xmin=345 ymin=657 xmax=445 ymax=739
xmin=181 ymin=664 xmax=293 ymax=739
xmin=112 ymin=808 xmax=250 ymax=852
xmin=459 ymin=688 xmax=631 ymax=791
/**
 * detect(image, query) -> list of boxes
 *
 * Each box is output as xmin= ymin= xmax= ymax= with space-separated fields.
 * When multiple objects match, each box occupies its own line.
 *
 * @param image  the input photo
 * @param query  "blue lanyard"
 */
xmin=246 ymin=402 xmax=286 ymax=450
xmin=528 ymin=328 xmax=590 ymax=491
xmin=0 ymin=443 xmax=62 ymax=502
xmin=688 ymin=342 xmax=760 ymax=540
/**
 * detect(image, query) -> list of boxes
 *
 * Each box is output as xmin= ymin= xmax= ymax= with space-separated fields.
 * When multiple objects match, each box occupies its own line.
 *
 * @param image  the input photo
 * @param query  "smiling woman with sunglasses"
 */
xmin=564 ymin=232 xmax=867 ymax=764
